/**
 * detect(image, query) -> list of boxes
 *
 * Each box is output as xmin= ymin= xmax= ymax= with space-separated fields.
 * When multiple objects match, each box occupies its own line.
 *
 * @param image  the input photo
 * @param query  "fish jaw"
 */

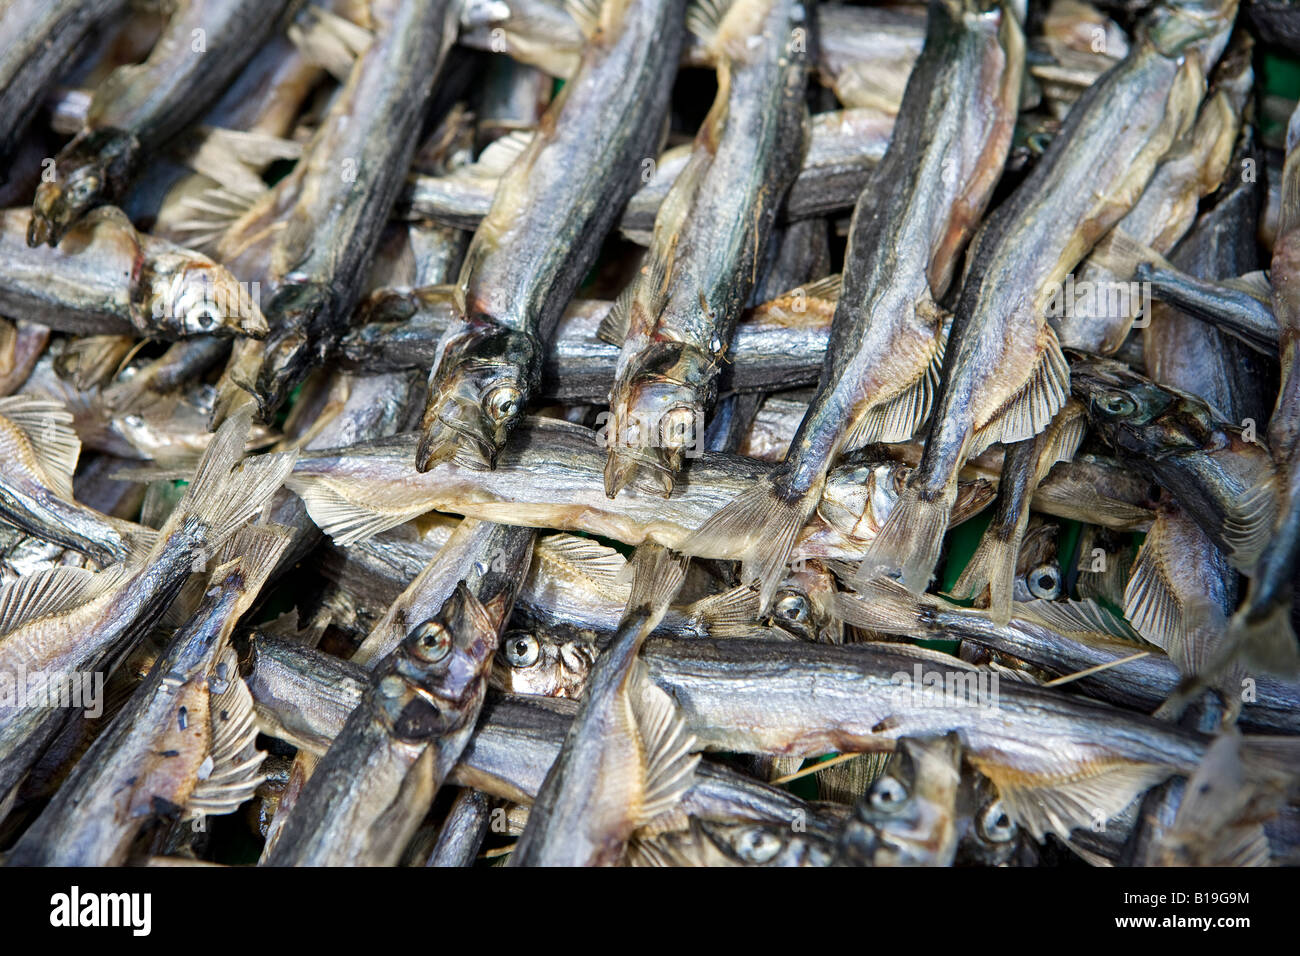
xmin=28 ymin=128 xmax=139 ymax=248
xmin=416 ymin=322 xmax=538 ymax=472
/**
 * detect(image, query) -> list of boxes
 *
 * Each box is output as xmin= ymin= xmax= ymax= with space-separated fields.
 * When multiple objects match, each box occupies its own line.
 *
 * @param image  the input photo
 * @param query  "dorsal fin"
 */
xmin=0 ymin=395 xmax=80 ymax=499
xmin=630 ymin=660 xmax=700 ymax=826
xmin=0 ymin=564 xmax=126 ymax=637
xmin=534 ymin=534 xmax=629 ymax=602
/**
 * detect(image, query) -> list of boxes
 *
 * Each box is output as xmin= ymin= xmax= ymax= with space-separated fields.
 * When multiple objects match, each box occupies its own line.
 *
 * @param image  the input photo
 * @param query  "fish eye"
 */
xmin=773 ymin=590 xmax=811 ymax=625
xmin=504 ymin=632 xmax=540 ymax=668
xmin=978 ymin=800 xmax=1017 ymax=843
xmin=408 ymin=619 xmax=452 ymax=663
xmin=1027 ymin=563 xmax=1061 ymax=600
xmin=867 ymin=775 xmax=909 ymax=814
xmin=482 ymin=384 xmax=522 ymax=425
xmin=734 ymin=827 xmax=782 ymax=864
xmin=1098 ymin=390 xmax=1136 ymax=417
xmin=70 ymin=175 xmax=100 ymax=201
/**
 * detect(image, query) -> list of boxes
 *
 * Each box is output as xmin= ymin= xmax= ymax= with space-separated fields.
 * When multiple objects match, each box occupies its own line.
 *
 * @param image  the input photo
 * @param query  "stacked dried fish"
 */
xmin=0 ymin=0 xmax=1296 ymax=871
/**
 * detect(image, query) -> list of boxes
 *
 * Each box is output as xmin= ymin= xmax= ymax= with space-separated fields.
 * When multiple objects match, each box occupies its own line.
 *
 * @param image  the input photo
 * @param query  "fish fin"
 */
xmin=624 ymin=836 xmax=675 ymax=867
xmin=466 ymin=130 xmax=533 ymax=179
xmin=1221 ymin=601 xmax=1300 ymax=678
xmin=1018 ymin=597 xmax=1144 ymax=643
xmin=948 ymin=529 xmax=1019 ymax=626
xmin=1222 ymin=270 xmax=1273 ymax=302
xmin=0 ymin=395 xmax=80 ymax=500
xmin=1239 ymin=735 xmax=1300 ymax=788
xmin=534 ymin=533 xmax=629 ymax=601
xmin=596 ymin=279 xmax=637 ymax=345
xmin=1220 ymin=476 xmax=1277 ymax=573
xmin=794 ymin=273 xmax=842 ymax=304
xmin=973 ymin=328 xmax=1070 ymax=454
xmin=977 ymin=761 xmax=1172 ymax=842
xmin=288 ymin=7 xmax=374 ymax=80
xmin=186 ymin=648 xmax=266 ymax=818
xmin=681 ymin=474 xmax=814 ymax=612
xmin=625 ymin=545 xmax=690 ymax=622
xmin=1030 ymin=478 xmax=1153 ymax=531
xmin=564 ymin=0 xmax=603 ymax=38
xmin=630 ymin=660 xmax=700 ymax=826
xmin=685 ymin=582 xmax=761 ymax=635
xmin=843 ymin=336 xmax=944 ymax=449
xmin=831 ymin=578 xmax=932 ymax=638
xmin=685 ymin=0 xmax=734 ymax=44
xmin=855 ymin=481 xmax=956 ymax=594
xmin=182 ymin=127 xmax=301 ymax=197
xmin=164 ymin=185 xmax=258 ymax=256
xmin=1090 ymin=229 xmax=1174 ymax=278
xmin=0 ymin=564 xmax=126 ymax=637
xmin=165 ymin=406 xmax=296 ymax=555
xmin=1034 ymin=401 xmax=1087 ymax=482
xmin=212 ymin=522 xmax=293 ymax=605
xmin=284 ymin=474 xmax=429 ymax=546
xmin=1122 ymin=516 xmax=1206 ymax=659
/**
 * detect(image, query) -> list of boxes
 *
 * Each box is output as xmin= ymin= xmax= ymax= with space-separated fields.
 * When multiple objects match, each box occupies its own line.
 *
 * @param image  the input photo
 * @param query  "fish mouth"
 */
xmin=603 ymin=442 xmax=677 ymax=498
xmin=416 ymin=398 xmax=503 ymax=471
xmin=27 ymin=129 xmax=138 ymax=247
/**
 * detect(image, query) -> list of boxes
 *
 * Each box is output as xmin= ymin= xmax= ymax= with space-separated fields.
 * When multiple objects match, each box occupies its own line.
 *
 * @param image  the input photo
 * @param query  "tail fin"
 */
xmin=681 ymin=473 xmax=815 ymax=613
xmin=831 ymin=578 xmax=934 ymax=639
xmin=164 ymin=406 xmax=297 ymax=558
xmin=949 ymin=529 xmax=1019 ymax=626
xmin=855 ymin=481 xmax=955 ymax=594
xmin=625 ymin=545 xmax=690 ymax=630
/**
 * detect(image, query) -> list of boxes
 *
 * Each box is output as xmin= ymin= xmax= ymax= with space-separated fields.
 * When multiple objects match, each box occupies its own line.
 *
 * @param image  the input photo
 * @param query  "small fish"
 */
xmin=1069 ymin=354 xmax=1277 ymax=576
xmin=0 ymin=208 xmax=267 ymax=339
xmin=26 ymin=0 xmax=292 ymax=247
xmin=599 ymin=0 xmax=811 ymax=496
xmin=509 ymin=545 xmax=696 ymax=866
xmin=425 ymin=788 xmax=493 ymax=867
xmin=265 ymin=582 xmax=506 ymax=866
xmin=5 ymin=523 xmax=290 ymax=866
xmin=686 ymin=0 xmax=1023 ymax=610
xmin=414 ymin=0 xmax=687 ymax=470
xmin=629 ymin=817 xmax=837 ymax=867
xmin=862 ymin=0 xmax=1232 ymax=594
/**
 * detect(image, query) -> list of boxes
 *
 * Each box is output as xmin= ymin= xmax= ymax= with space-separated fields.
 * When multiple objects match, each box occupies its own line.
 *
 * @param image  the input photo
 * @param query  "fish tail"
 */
xmin=856 ymin=481 xmax=956 ymax=594
xmin=948 ymin=526 xmax=1019 ymax=626
xmin=831 ymin=577 xmax=933 ymax=639
xmin=166 ymin=405 xmax=297 ymax=557
xmin=1222 ymin=599 xmax=1300 ymax=678
xmin=681 ymin=473 xmax=815 ymax=613
xmin=625 ymin=544 xmax=691 ymax=627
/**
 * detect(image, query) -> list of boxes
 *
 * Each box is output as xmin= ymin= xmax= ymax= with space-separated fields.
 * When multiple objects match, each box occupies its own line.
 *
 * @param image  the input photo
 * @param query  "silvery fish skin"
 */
xmin=1138 ymin=263 xmax=1278 ymax=355
xmin=285 ymin=418 xmax=994 ymax=561
xmin=813 ymin=3 xmax=926 ymax=112
xmin=456 ymin=0 xmax=588 ymax=77
xmin=0 ymin=0 xmax=127 ymax=165
xmin=863 ymin=0 xmax=1234 ymax=594
xmin=0 ymin=396 xmax=145 ymax=565
xmin=685 ymin=0 xmax=1023 ymax=610
xmin=0 ymin=208 xmax=267 ymax=339
xmin=230 ymin=0 xmax=459 ymax=422
xmin=265 ymin=583 xmax=506 ymax=866
xmin=5 ymin=527 xmax=287 ymax=866
xmin=835 ymin=734 xmax=962 ymax=866
xmin=341 ymin=279 xmax=836 ymax=403
xmin=638 ymin=633 xmax=1297 ymax=841
xmin=414 ymin=0 xmax=687 ymax=471
xmin=400 ymin=107 xmax=895 ymax=239
xmin=1050 ymin=48 xmax=1246 ymax=354
xmin=600 ymin=0 xmax=811 ymax=495
xmin=26 ymin=0 xmax=292 ymax=247
xmin=425 ymin=788 xmax=492 ymax=866
xmin=1069 ymin=354 xmax=1276 ymax=575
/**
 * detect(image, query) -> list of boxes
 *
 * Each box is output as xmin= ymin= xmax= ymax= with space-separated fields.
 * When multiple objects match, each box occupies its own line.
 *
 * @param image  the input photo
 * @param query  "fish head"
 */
xmin=27 ymin=129 xmax=138 ymax=247
xmin=418 ymin=322 xmax=538 ymax=471
xmin=838 ymin=733 xmax=963 ymax=866
xmin=139 ymin=251 xmax=269 ymax=339
xmin=490 ymin=627 xmax=600 ymax=698
xmin=604 ymin=341 xmax=710 ymax=496
xmin=698 ymin=822 xmax=836 ymax=867
xmin=769 ymin=562 xmax=842 ymax=643
xmin=382 ymin=583 xmax=499 ymax=741
xmin=1070 ymin=354 xmax=1209 ymax=454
